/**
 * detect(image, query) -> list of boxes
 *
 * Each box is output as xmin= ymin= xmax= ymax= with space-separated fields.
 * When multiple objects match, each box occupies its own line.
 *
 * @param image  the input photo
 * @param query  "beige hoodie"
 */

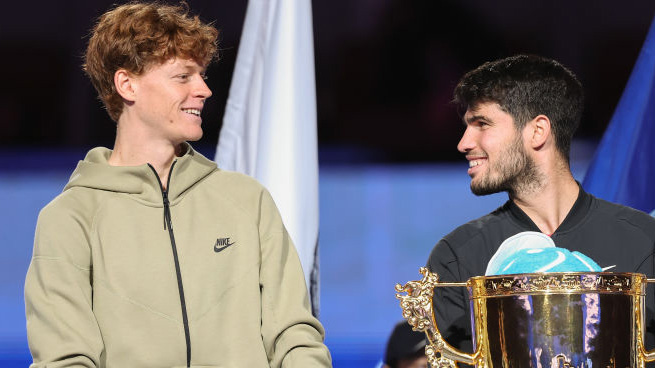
xmin=25 ymin=145 xmax=331 ymax=367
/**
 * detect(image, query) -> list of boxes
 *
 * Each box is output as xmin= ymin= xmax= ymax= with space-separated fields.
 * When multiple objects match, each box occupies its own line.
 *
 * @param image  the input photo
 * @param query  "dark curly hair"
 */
xmin=454 ymin=55 xmax=584 ymax=162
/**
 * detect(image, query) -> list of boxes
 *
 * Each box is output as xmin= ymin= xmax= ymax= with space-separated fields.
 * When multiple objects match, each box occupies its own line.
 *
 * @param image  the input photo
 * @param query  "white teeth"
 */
xmin=182 ymin=108 xmax=201 ymax=116
xmin=469 ymin=159 xmax=486 ymax=168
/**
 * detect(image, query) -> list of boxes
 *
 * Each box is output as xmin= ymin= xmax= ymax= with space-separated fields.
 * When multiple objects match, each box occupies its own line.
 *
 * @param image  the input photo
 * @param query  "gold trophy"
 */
xmin=396 ymin=267 xmax=655 ymax=368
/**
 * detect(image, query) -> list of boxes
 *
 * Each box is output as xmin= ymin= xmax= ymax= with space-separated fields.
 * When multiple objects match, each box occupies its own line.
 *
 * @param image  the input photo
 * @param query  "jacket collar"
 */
xmin=506 ymin=182 xmax=592 ymax=235
xmin=64 ymin=143 xmax=217 ymax=205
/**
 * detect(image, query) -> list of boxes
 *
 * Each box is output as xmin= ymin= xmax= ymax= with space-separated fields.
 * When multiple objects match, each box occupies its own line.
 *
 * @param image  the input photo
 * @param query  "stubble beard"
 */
xmin=470 ymin=136 xmax=543 ymax=197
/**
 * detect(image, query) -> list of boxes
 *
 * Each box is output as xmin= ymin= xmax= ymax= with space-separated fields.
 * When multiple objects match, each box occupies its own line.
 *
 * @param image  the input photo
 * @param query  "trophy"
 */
xmin=396 ymin=268 xmax=655 ymax=368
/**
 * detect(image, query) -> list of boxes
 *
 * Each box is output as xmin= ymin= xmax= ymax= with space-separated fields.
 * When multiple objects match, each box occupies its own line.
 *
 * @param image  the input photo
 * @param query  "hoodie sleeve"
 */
xmin=24 ymin=201 xmax=104 ymax=367
xmin=257 ymin=189 xmax=332 ymax=368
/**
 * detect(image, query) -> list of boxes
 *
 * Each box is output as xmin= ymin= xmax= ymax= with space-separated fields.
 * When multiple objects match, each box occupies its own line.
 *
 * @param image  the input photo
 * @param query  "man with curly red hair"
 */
xmin=25 ymin=3 xmax=331 ymax=367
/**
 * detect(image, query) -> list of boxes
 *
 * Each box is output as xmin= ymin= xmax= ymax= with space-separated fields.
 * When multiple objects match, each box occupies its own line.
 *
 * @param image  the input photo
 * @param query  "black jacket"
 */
xmin=427 ymin=187 xmax=655 ymax=365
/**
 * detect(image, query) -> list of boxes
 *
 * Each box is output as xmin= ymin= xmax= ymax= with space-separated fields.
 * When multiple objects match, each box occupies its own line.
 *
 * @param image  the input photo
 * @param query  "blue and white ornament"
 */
xmin=486 ymin=231 xmax=601 ymax=276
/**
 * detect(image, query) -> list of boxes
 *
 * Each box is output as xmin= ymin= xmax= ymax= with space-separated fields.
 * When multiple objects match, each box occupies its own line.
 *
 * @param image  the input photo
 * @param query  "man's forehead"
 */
xmin=464 ymin=102 xmax=500 ymax=120
xmin=462 ymin=102 xmax=518 ymax=128
xmin=145 ymin=57 xmax=207 ymax=73
xmin=465 ymin=101 xmax=502 ymax=115
xmin=168 ymin=57 xmax=206 ymax=69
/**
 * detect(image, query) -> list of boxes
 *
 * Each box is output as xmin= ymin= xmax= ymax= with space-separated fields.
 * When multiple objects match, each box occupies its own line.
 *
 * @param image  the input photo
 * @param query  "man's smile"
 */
xmin=466 ymin=156 xmax=487 ymax=175
xmin=181 ymin=108 xmax=202 ymax=117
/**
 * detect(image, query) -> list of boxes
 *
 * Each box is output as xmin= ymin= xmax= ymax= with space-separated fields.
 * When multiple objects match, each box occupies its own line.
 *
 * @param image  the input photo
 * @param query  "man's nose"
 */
xmin=457 ymin=126 xmax=476 ymax=153
xmin=195 ymin=78 xmax=213 ymax=100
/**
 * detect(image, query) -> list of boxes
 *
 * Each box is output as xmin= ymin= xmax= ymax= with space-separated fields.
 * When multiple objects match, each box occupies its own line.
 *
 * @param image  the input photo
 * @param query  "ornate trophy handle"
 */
xmin=395 ymin=267 xmax=476 ymax=368
xmin=643 ymin=278 xmax=655 ymax=362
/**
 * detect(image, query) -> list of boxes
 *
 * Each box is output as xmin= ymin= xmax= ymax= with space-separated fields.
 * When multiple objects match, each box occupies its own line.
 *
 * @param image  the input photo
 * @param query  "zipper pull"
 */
xmin=163 ymin=190 xmax=170 ymax=230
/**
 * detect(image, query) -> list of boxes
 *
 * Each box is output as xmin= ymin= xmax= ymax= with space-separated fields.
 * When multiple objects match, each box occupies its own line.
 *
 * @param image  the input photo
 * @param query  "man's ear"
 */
xmin=114 ymin=69 xmax=137 ymax=102
xmin=526 ymin=114 xmax=551 ymax=149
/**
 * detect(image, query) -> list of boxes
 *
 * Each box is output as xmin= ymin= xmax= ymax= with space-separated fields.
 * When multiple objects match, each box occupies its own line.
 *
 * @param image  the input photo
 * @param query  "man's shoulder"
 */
xmin=203 ymin=170 xmax=283 ymax=221
xmin=440 ymin=202 xmax=514 ymax=250
xmin=39 ymin=184 xmax=103 ymax=220
xmin=427 ymin=202 xmax=518 ymax=276
xmin=590 ymin=195 xmax=655 ymax=239
xmin=34 ymin=186 xmax=105 ymax=249
xmin=208 ymin=169 xmax=265 ymax=191
xmin=202 ymin=170 xmax=272 ymax=207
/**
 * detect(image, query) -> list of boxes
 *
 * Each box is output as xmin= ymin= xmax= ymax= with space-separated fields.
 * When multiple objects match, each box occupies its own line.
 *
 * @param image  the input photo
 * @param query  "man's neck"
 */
xmin=107 ymin=120 xmax=183 ymax=189
xmin=510 ymin=173 xmax=580 ymax=235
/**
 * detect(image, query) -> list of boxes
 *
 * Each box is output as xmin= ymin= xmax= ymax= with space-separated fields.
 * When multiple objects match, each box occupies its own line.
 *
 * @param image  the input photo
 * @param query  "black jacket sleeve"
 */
xmin=426 ymin=239 xmax=474 ymax=358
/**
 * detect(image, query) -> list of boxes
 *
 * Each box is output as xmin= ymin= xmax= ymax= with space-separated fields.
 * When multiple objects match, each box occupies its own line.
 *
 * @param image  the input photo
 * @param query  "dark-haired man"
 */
xmin=427 ymin=55 xmax=655 ymax=363
xmin=381 ymin=321 xmax=428 ymax=368
xmin=24 ymin=2 xmax=330 ymax=367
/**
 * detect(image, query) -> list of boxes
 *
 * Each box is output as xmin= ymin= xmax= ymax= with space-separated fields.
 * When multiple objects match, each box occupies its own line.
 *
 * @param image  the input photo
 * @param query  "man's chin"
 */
xmin=470 ymin=182 xmax=505 ymax=196
xmin=187 ymin=131 xmax=204 ymax=142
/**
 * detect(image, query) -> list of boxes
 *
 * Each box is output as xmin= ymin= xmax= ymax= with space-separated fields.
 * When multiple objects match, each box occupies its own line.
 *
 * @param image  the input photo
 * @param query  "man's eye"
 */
xmin=201 ymin=74 xmax=208 ymax=80
xmin=177 ymin=74 xmax=189 ymax=80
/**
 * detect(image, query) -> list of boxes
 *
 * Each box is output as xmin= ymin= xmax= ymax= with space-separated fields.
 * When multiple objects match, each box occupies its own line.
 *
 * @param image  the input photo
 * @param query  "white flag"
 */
xmin=215 ymin=0 xmax=319 ymax=314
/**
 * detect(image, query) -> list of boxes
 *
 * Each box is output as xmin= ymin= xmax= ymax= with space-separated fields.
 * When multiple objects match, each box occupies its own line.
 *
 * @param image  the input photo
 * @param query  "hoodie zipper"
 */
xmin=148 ymin=162 xmax=191 ymax=368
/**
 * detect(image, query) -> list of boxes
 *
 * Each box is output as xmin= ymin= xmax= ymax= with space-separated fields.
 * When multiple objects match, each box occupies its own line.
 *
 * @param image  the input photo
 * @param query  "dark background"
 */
xmin=2 ymin=1 xmax=654 ymax=162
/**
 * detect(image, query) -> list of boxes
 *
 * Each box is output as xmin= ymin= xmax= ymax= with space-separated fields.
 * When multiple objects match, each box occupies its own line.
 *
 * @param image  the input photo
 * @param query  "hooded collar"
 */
xmin=507 ymin=182 xmax=592 ymax=235
xmin=64 ymin=143 xmax=218 ymax=205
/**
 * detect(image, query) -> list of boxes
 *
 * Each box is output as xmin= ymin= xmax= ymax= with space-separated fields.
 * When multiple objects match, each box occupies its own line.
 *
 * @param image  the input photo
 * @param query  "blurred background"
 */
xmin=2 ymin=1 xmax=654 ymax=366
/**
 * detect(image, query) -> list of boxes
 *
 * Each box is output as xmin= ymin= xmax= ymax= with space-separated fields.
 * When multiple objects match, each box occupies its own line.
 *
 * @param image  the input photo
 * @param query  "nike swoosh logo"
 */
xmin=214 ymin=239 xmax=236 ymax=253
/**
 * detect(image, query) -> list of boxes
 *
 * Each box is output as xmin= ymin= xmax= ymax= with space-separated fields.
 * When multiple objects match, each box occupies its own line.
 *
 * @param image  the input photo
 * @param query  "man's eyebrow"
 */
xmin=464 ymin=114 xmax=492 ymax=124
xmin=180 ymin=63 xmax=206 ymax=73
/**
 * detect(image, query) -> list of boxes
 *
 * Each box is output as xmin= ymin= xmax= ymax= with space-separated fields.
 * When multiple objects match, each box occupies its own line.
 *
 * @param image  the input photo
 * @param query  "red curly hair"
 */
xmin=83 ymin=2 xmax=219 ymax=121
